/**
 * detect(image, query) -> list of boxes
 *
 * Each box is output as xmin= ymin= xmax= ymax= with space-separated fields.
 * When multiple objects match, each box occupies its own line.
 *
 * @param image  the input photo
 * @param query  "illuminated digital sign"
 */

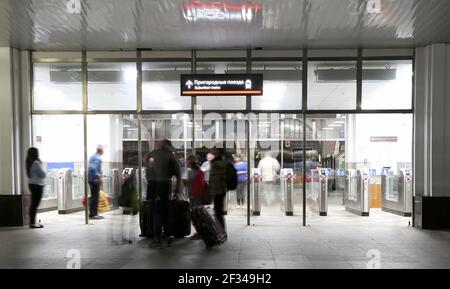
xmin=180 ymin=74 xmax=263 ymax=96
xmin=182 ymin=1 xmax=262 ymax=24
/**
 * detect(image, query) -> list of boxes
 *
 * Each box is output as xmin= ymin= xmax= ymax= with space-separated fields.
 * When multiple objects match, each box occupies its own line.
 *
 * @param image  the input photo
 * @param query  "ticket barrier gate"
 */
xmin=381 ymin=169 xmax=412 ymax=216
xmin=38 ymin=170 xmax=59 ymax=211
xmin=344 ymin=169 xmax=370 ymax=216
xmin=111 ymin=169 xmax=121 ymax=207
xmin=307 ymin=169 xmax=328 ymax=216
xmin=251 ymin=168 xmax=262 ymax=216
xmin=280 ymin=169 xmax=294 ymax=216
xmin=57 ymin=169 xmax=85 ymax=214
xmin=128 ymin=168 xmax=147 ymax=200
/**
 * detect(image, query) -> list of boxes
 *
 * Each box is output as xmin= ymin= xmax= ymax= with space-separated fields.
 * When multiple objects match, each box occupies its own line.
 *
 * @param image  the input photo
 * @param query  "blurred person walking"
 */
xmin=145 ymin=139 xmax=181 ymax=248
xmin=201 ymin=152 xmax=215 ymax=183
xmin=184 ymin=155 xmax=209 ymax=240
xmin=88 ymin=145 xmax=105 ymax=220
xmin=208 ymin=148 xmax=229 ymax=236
xmin=26 ymin=147 xmax=46 ymax=229
xmin=233 ymin=154 xmax=248 ymax=209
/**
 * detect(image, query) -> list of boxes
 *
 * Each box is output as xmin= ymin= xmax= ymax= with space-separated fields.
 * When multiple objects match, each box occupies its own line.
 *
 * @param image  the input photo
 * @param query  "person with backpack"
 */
xmin=208 ymin=148 xmax=238 ymax=237
xmin=145 ymin=139 xmax=181 ymax=248
xmin=184 ymin=155 xmax=208 ymax=240
xmin=208 ymin=148 xmax=228 ymax=234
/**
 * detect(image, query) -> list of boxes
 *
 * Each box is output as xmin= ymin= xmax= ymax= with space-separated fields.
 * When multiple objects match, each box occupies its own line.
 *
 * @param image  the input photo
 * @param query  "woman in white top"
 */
xmin=26 ymin=147 xmax=46 ymax=229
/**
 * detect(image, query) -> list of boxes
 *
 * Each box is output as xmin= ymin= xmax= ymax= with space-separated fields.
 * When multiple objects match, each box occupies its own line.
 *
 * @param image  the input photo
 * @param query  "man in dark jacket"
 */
xmin=145 ymin=139 xmax=181 ymax=248
xmin=208 ymin=148 xmax=228 ymax=235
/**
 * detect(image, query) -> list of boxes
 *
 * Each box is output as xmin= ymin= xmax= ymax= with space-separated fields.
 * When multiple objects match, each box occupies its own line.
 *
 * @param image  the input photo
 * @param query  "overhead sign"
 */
xmin=181 ymin=74 xmax=263 ymax=96
xmin=182 ymin=1 xmax=263 ymax=24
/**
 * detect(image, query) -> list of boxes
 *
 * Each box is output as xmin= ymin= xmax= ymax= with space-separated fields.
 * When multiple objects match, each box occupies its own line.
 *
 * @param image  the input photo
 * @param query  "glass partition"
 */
xmin=88 ymin=62 xmax=137 ymax=111
xmin=87 ymin=114 xmax=137 ymax=208
xmin=307 ymin=61 xmax=357 ymax=110
xmin=140 ymin=113 xmax=193 ymax=201
xmin=142 ymin=62 xmax=191 ymax=110
xmin=306 ymin=113 xmax=413 ymax=220
xmin=252 ymin=61 xmax=302 ymax=110
xmin=248 ymin=113 xmax=304 ymax=223
xmin=33 ymin=63 xmax=83 ymax=111
xmin=32 ymin=115 xmax=85 ymax=213
xmin=362 ymin=60 xmax=413 ymax=110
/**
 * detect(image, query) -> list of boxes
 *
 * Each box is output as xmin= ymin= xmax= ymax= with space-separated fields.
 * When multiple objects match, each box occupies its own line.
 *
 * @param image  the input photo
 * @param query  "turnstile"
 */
xmin=280 ymin=169 xmax=294 ymax=216
xmin=344 ymin=169 xmax=370 ymax=216
xmin=130 ymin=168 xmax=147 ymax=200
xmin=251 ymin=168 xmax=262 ymax=216
xmin=38 ymin=170 xmax=59 ymax=211
xmin=307 ymin=168 xmax=328 ymax=216
xmin=57 ymin=169 xmax=85 ymax=214
xmin=381 ymin=169 xmax=412 ymax=216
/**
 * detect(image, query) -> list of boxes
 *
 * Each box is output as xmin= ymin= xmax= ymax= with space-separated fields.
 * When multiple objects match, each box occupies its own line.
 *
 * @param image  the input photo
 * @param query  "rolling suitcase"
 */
xmin=139 ymin=200 xmax=153 ymax=238
xmin=191 ymin=206 xmax=227 ymax=249
xmin=167 ymin=199 xmax=191 ymax=238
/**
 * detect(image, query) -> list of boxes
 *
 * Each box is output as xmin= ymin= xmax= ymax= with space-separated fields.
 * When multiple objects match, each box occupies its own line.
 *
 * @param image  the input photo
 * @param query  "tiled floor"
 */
xmin=1 ymin=204 xmax=449 ymax=269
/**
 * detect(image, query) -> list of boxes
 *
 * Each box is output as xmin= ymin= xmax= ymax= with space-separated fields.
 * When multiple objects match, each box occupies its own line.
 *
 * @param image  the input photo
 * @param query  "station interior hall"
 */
xmin=0 ymin=0 xmax=450 ymax=270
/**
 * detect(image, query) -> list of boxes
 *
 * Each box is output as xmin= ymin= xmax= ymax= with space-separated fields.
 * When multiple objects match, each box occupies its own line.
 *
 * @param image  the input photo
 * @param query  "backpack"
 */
xmin=225 ymin=161 xmax=238 ymax=191
xmin=191 ymin=169 xmax=212 ymax=205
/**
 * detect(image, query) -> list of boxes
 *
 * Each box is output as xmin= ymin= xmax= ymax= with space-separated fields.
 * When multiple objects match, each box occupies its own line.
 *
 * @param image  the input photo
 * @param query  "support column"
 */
xmin=0 ymin=48 xmax=32 ymax=227
xmin=0 ymin=47 xmax=15 ymax=195
xmin=414 ymin=43 xmax=450 ymax=229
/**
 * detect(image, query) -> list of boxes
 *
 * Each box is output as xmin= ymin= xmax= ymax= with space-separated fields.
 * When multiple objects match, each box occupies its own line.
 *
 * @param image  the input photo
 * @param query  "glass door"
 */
xmin=194 ymin=112 xmax=249 ymax=219
xmin=249 ymin=113 xmax=304 ymax=225
xmin=140 ymin=113 xmax=193 ymax=201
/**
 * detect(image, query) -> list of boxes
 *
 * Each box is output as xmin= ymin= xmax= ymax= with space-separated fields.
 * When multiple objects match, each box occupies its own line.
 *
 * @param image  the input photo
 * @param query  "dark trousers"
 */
xmin=214 ymin=193 xmax=227 ymax=233
xmin=148 ymin=181 xmax=170 ymax=241
xmin=236 ymin=182 xmax=246 ymax=206
xmin=89 ymin=182 xmax=101 ymax=217
xmin=29 ymin=184 xmax=44 ymax=225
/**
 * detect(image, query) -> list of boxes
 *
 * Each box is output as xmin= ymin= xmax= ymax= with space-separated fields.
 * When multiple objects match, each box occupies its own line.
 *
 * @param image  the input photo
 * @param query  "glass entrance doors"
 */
xmin=305 ymin=113 xmax=413 ymax=223
xmin=249 ymin=113 xmax=304 ymax=221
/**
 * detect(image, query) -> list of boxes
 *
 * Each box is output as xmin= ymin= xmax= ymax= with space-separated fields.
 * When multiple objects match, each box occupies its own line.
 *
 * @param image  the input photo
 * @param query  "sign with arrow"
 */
xmin=180 ymin=74 xmax=263 ymax=96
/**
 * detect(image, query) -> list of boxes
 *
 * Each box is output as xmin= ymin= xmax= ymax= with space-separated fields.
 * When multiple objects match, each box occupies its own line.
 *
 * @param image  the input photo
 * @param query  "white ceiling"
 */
xmin=1 ymin=0 xmax=450 ymax=51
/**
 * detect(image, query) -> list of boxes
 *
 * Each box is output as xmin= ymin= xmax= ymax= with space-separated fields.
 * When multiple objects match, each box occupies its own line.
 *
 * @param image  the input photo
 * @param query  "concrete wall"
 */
xmin=415 ymin=44 xmax=450 ymax=197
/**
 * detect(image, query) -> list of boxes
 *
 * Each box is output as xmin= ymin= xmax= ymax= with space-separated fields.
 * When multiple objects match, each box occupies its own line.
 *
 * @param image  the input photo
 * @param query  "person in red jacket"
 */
xmin=184 ymin=155 xmax=207 ymax=240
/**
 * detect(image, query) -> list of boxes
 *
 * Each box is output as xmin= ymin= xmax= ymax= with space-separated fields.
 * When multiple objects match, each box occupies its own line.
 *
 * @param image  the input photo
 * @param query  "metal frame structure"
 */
xmin=29 ymin=48 xmax=415 ymax=225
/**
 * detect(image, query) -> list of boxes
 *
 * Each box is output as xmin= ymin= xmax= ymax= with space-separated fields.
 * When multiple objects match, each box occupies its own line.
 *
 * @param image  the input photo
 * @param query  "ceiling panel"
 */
xmin=0 ymin=0 xmax=449 ymax=51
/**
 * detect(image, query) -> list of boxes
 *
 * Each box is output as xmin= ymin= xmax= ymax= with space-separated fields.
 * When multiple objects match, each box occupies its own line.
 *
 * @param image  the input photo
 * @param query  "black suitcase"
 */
xmin=191 ymin=206 xmax=227 ymax=249
xmin=140 ymin=200 xmax=153 ymax=238
xmin=167 ymin=199 xmax=191 ymax=238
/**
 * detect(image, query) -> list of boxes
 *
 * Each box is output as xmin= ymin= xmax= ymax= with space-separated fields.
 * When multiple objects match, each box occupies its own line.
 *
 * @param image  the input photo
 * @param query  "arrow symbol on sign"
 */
xmin=186 ymin=80 xmax=193 ymax=89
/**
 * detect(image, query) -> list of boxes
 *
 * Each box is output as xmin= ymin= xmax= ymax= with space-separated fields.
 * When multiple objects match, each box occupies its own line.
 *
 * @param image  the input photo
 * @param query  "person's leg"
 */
xmin=236 ymin=183 xmax=241 ymax=206
xmin=214 ymin=193 xmax=227 ymax=233
xmin=159 ymin=182 xmax=170 ymax=239
xmin=242 ymin=181 xmax=247 ymax=205
xmin=152 ymin=197 xmax=162 ymax=243
xmin=189 ymin=198 xmax=202 ymax=240
xmin=89 ymin=183 xmax=100 ymax=217
xmin=29 ymin=185 xmax=40 ymax=225
xmin=238 ymin=182 xmax=246 ymax=206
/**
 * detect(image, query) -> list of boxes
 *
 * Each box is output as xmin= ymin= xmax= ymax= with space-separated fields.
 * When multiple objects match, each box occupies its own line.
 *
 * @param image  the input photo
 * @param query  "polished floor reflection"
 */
xmin=1 ymin=206 xmax=449 ymax=269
